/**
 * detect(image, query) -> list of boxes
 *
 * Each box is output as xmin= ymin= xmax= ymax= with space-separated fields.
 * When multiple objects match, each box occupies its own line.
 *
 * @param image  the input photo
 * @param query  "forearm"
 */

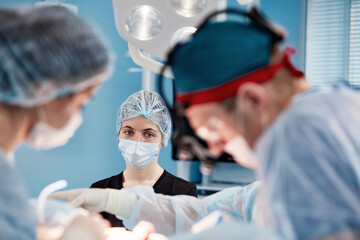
xmin=118 ymin=182 xmax=260 ymax=235
xmin=119 ymin=186 xmax=207 ymax=235
xmin=104 ymin=189 xmax=138 ymax=218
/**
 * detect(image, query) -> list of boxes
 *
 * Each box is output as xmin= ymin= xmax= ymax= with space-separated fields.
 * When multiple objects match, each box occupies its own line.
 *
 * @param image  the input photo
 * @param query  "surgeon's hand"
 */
xmin=105 ymin=221 xmax=168 ymax=240
xmin=51 ymin=188 xmax=138 ymax=218
xmin=50 ymin=188 xmax=109 ymax=213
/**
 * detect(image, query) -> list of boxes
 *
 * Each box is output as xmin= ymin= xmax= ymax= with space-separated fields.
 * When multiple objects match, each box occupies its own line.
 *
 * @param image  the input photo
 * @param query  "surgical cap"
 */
xmin=169 ymin=13 xmax=293 ymax=106
xmin=0 ymin=6 xmax=113 ymax=107
xmin=116 ymin=90 xmax=172 ymax=147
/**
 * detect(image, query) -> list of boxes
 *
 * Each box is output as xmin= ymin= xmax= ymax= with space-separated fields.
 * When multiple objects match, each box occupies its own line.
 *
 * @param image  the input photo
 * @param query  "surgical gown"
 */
xmin=255 ymin=85 xmax=360 ymax=239
xmin=0 ymin=148 xmax=36 ymax=239
xmin=169 ymin=221 xmax=282 ymax=240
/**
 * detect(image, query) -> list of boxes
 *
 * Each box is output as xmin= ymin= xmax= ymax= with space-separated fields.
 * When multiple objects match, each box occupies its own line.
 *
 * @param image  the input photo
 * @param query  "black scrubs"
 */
xmin=90 ymin=170 xmax=198 ymax=227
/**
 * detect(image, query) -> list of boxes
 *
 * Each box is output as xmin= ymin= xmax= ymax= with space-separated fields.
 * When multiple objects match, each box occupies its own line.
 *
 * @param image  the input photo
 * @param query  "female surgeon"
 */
xmin=0 ymin=5 xmax=113 ymax=240
xmin=90 ymin=90 xmax=198 ymax=227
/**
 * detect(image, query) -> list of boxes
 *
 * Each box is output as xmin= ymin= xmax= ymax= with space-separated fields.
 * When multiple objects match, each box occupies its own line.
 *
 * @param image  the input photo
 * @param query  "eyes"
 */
xmin=123 ymin=129 xmax=156 ymax=139
xmin=145 ymin=132 xmax=154 ymax=138
xmin=124 ymin=130 xmax=133 ymax=136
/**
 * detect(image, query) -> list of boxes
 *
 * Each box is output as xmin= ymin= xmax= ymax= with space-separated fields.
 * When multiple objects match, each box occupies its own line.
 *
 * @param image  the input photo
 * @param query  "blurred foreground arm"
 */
xmin=51 ymin=182 xmax=260 ymax=236
xmin=120 ymin=182 xmax=260 ymax=235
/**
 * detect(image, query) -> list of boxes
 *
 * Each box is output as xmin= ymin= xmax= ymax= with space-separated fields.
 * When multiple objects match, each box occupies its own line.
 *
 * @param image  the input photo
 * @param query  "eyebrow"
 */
xmin=123 ymin=126 xmax=158 ymax=132
xmin=143 ymin=128 xmax=158 ymax=132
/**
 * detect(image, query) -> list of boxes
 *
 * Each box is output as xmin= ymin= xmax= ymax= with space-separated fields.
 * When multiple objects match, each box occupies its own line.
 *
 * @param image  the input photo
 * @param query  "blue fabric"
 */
xmin=255 ymin=85 xmax=360 ymax=240
xmin=170 ymin=221 xmax=283 ymax=240
xmin=206 ymin=181 xmax=261 ymax=223
xmin=0 ymin=149 xmax=36 ymax=239
xmin=171 ymin=21 xmax=273 ymax=94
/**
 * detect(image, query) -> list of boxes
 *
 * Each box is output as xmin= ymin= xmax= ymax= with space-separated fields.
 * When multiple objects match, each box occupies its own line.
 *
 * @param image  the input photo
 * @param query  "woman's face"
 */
xmin=119 ymin=115 xmax=163 ymax=146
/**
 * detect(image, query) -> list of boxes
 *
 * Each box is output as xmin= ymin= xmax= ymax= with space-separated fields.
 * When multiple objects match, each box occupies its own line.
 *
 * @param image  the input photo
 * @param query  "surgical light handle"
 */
xmin=128 ymin=43 xmax=174 ymax=79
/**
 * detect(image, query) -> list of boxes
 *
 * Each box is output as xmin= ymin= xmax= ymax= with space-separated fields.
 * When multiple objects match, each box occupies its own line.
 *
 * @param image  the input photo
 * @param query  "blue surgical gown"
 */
xmin=255 ymin=85 xmax=360 ymax=239
xmin=0 ymin=148 xmax=36 ymax=239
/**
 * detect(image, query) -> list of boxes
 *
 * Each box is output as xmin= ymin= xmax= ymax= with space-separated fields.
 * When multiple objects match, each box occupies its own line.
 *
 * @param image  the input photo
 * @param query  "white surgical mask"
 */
xmin=196 ymin=126 xmax=221 ymax=142
xmin=224 ymin=135 xmax=258 ymax=170
xmin=27 ymin=108 xmax=83 ymax=149
xmin=118 ymin=138 xmax=159 ymax=169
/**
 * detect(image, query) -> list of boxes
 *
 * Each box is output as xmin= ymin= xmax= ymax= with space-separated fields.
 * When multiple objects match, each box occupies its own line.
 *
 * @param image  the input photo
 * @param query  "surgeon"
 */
xmin=165 ymin=8 xmax=360 ymax=240
xmin=0 ymin=5 xmax=114 ymax=239
xmin=90 ymin=89 xmax=197 ymax=227
xmin=51 ymin=7 xmax=360 ymax=240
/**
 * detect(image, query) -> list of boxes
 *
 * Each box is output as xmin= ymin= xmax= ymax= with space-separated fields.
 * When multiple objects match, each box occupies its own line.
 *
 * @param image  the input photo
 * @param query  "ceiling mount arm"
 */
xmin=128 ymin=43 xmax=174 ymax=79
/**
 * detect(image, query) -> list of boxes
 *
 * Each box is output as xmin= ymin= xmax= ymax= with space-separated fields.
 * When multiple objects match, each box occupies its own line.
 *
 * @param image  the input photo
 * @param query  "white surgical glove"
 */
xmin=50 ymin=188 xmax=138 ymax=218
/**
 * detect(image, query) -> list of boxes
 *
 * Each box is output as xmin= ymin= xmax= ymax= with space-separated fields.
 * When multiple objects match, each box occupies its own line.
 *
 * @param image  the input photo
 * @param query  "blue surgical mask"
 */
xmin=118 ymin=139 xmax=159 ymax=169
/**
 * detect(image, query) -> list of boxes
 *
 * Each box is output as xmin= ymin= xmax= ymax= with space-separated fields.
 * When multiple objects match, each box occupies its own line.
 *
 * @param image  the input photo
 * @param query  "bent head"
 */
xmin=170 ymin=12 xmax=306 ymax=167
xmin=0 ymin=6 xmax=113 ymax=149
xmin=184 ymin=46 xmax=305 ymax=162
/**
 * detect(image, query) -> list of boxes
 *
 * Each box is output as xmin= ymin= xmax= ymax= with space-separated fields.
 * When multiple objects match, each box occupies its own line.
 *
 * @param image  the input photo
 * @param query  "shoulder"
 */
xmin=160 ymin=170 xmax=198 ymax=197
xmin=270 ymin=89 xmax=344 ymax=137
xmin=162 ymin=170 xmax=194 ymax=185
xmin=90 ymin=172 xmax=123 ymax=189
xmin=284 ymin=86 xmax=359 ymax=123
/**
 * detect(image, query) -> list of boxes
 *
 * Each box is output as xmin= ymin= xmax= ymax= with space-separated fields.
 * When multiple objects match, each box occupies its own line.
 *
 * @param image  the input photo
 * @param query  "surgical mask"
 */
xmin=118 ymin=138 xmax=159 ymax=169
xmin=27 ymin=108 xmax=83 ymax=149
xmin=196 ymin=126 xmax=221 ymax=142
xmin=224 ymin=135 xmax=258 ymax=169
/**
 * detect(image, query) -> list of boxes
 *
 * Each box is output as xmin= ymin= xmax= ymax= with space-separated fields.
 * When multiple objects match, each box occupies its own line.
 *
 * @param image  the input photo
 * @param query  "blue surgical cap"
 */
xmin=170 ymin=20 xmax=276 ymax=106
xmin=0 ymin=6 xmax=113 ymax=107
xmin=116 ymin=90 xmax=172 ymax=147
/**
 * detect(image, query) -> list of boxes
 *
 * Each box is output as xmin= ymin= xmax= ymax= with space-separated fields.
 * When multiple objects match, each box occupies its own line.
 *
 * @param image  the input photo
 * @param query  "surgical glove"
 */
xmin=51 ymin=188 xmax=108 ymax=213
xmin=51 ymin=188 xmax=138 ymax=218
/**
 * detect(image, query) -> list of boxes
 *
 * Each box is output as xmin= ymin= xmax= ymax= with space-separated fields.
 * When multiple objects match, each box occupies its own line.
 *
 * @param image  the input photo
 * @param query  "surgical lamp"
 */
xmin=112 ymin=0 xmax=223 ymax=79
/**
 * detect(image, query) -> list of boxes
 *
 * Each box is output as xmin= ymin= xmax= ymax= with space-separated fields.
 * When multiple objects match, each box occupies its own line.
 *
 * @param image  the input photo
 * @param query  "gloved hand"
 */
xmin=51 ymin=188 xmax=108 ymax=213
xmin=50 ymin=188 xmax=138 ymax=218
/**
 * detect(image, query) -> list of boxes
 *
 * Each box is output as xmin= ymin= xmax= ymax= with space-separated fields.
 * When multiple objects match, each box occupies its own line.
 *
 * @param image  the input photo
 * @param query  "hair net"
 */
xmin=0 ymin=6 xmax=113 ymax=107
xmin=116 ymin=90 xmax=172 ymax=147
